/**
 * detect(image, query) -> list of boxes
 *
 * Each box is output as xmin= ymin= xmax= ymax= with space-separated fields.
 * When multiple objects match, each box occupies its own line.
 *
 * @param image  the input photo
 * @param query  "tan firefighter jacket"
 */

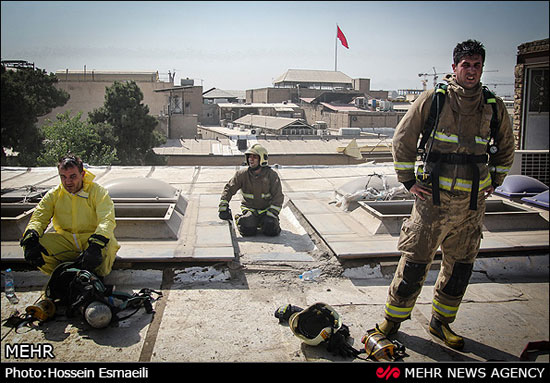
xmin=392 ymin=74 xmax=515 ymax=195
xmin=220 ymin=166 xmax=284 ymax=217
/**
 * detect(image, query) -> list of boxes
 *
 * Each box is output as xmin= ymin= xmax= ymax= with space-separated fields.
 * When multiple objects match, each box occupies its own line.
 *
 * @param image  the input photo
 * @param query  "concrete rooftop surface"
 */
xmin=1 ymin=163 xmax=548 ymax=368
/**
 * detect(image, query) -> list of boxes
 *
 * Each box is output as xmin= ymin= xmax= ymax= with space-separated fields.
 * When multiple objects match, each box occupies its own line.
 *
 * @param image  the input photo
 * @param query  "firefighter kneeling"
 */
xmin=219 ymin=144 xmax=283 ymax=237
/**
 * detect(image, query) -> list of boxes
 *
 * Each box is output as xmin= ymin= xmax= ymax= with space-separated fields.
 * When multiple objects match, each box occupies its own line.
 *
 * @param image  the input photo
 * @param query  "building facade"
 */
xmin=38 ymin=71 xmax=174 ymax=126
xmin=512 ymin=38 xmax=549 ymax=185
xmin=513 ymin=38 xmax=549 ymax=150
xmin=247 ymin=69 xmax=389 ymax=104
xmin=154 ymin=85 xmax=203 ymax=139
xmin=37 ymin=70 xmax=202 ymax=139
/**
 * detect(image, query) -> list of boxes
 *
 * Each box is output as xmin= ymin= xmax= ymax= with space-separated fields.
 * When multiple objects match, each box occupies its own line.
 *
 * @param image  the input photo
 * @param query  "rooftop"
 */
xmin=203 ymin=88 xmax=246 ymax=100
xmin=1 ymin=163 xmax=548 ymax=364
xmin=2 ymin=162 xmax=547 ymax=264
xmin=273 ymin=69 xmax=353 ymax=85
xmin=234 ymin=115 xmax=311 ymax=131
xmin=153 ymin=136 xmax=394 ymax=162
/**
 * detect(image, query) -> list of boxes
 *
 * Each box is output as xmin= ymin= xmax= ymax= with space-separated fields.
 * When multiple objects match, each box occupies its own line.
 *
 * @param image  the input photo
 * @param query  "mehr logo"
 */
xmin=376 ymin=366 xmax=401 ymax=380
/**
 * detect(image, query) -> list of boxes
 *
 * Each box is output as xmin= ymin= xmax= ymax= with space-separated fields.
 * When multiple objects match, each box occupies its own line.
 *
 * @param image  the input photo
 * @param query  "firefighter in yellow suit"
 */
xmin=20 ymin=154 xmax=119 ymax=277
xmin=372 ymin=40 xmax=515 ymax=349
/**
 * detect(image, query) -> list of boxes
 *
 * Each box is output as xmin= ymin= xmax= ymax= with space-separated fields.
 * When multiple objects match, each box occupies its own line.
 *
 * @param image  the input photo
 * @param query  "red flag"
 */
xmin=337 ymin=25 xmax=349 ymax=49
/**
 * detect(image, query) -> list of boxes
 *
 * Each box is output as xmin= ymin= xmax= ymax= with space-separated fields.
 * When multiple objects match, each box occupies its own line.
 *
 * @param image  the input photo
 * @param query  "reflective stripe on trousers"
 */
xmin=384 ymin=191 xmax=485 ymax=324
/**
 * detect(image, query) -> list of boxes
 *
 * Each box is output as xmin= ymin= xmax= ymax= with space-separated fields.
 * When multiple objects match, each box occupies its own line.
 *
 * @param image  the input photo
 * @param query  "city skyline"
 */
xmin=1 ymin=1 xmax=548 ymax=97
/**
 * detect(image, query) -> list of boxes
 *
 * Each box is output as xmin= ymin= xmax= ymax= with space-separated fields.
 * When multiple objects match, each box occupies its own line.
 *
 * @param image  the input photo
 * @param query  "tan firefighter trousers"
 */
xmin=384 ymin=190 xmax=485 ymax=324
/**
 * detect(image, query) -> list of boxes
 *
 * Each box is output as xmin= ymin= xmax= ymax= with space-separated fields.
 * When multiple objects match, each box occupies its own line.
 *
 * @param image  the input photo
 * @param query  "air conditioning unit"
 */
xmin=510 ymin=150 xmax=549 ymax=186
xmin=354 ymin=97 xmax=366 ymax=107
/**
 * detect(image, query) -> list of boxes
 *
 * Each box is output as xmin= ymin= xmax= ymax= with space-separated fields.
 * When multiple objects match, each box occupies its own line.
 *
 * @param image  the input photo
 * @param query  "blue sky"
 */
xmin=1 ymin=1 xmax=548 ymax=96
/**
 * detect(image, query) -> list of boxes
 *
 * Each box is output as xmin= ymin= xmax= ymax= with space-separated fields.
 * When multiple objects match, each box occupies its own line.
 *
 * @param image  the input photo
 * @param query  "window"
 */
xmin=171 ymin=95 xmax=182 ymax=113
xmin=523 ymin=66 xmax=549 ymax=150
xmin=528 ymin=68 xmax=549 ymax=113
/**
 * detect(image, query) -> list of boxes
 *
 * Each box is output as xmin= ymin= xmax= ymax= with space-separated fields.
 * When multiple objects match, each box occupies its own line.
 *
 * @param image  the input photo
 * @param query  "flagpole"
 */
xmin=335 ymin=24 xmax=338 ymax=71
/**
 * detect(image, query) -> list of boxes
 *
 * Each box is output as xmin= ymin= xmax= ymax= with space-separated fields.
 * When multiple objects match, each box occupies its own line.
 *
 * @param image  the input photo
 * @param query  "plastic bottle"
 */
xmin=299 ymin=268 xmax=321 ymax=282
xmin=4 ymin=268 xmax=19 ymax=304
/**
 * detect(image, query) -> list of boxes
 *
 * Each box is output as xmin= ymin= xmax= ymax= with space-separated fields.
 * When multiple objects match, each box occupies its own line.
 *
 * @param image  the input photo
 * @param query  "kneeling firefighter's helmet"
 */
xmin=289 ymin=302 xmax=342 ymax=346
xmin=245 ymin=144 xmax=269 ymax=167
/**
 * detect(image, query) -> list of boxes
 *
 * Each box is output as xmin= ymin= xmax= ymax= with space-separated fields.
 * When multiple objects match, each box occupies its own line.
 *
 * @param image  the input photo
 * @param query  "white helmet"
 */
xmin=84 ymin=301 xmax=113 ymax=329
xmin=245 ymin=144 xmax=269 ymax=167
xmin=289 ymin=302 xmax=342 ymax=346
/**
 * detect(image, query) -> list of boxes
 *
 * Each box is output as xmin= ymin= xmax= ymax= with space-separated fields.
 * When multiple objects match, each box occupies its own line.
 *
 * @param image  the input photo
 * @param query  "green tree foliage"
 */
xmin=89 ymin=81 xmax=166 ymax=165
xmin=37 ymin=111 xmax=118 ymax=166
xmin=1 ymin=65 xmax=70 ymax=165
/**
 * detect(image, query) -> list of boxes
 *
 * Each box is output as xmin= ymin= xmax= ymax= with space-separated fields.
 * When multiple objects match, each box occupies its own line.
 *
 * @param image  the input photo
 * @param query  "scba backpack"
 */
xmin=45 ymin=261 xmax=162 ymax=328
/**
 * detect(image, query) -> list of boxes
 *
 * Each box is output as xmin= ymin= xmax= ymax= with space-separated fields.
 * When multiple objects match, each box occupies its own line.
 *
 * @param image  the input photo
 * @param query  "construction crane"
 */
xmin=419 ymin=67 xmax=499 ymax=89
xmin=418 ymin=67 xmax=447 ymax=89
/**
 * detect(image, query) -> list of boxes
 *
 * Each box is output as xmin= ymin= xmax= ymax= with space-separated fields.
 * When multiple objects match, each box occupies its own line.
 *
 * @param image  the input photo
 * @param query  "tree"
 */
xmin=1 ymin=64 xmax=70 ymax=165
xmin=37 ymin=111 xmax=118 ymax=166
xmin=88 ymin=81 xmax=166 ymax=165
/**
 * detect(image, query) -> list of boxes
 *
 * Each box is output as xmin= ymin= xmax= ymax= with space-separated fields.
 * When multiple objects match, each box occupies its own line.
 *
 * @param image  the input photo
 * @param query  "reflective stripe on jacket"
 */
xmin=392 ymin=75 xmax=515 ymax=192
xmin=220 ymin=167 xmax=284 ymax=213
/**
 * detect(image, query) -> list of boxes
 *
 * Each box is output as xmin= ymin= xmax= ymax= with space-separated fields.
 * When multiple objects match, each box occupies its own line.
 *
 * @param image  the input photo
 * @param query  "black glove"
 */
xmin=402 ymin=179 xmax=416 ymax=191
xmin=81 ymin=234 xmax=109 ymax=271
xmin=218 ymin=201 xmax=232 ymax=220
xmin=20 ymin=229 xmax=46 ymax=268
xmin=219 ymin=208 xmax=232 ymax=220
xmin=274 ymin=304 xmax=303 ymax=323
xmin=327 ymin=325 xmax=362 ymax=358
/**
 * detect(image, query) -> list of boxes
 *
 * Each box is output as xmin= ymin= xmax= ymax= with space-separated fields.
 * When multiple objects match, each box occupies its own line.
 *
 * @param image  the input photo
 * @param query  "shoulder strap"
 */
xmin=45 ymin=262 xmax=80 ymax=303
xmin=418 ymin=83 xmax=447 ymax=156
xmin=482 ymin=86 xmax=500 ymax=141
xmin=110 ymin=288 xmax=163 ymax=321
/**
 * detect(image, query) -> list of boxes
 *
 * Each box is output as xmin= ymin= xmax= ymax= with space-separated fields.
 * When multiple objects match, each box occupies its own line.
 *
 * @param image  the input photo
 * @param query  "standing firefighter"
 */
xmin=219 ymin=144 xmax=284 ymax=236
xmin=371 ymin=40 xmax=515 ymax=349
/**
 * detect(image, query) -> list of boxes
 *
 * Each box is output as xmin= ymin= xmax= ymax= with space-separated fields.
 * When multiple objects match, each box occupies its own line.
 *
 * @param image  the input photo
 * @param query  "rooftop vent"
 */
xmin=1 ymin=203 xmax=36 ymax=241
xmin=103 ymin=177 xmax=187 ymax=215
xmin=101 ymin=177 xmax=187 ymax=240
xmin=357 ymin=199 xmax=548 ymax=235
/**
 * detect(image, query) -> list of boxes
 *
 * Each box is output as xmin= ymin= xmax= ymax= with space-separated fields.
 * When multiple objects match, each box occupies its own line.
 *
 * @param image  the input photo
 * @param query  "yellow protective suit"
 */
xmin=24 ymin=169 xmax=119 ymax=276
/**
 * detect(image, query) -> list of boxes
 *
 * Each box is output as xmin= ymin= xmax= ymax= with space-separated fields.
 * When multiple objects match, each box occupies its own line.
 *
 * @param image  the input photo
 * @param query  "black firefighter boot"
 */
xmin=429 ymin=316 xmax=465 ymax=350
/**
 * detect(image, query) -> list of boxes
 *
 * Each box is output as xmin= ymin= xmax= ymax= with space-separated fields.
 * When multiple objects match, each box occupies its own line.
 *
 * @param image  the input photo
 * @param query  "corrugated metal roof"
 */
xmin=234 ymin=115 xmax=310 ymax=131
xmin=203 ymin=88 xmax=246 ymax=99
xmin=320 ymin=102 xmax=364 ymax=112
xmin=273 ymin=69 xmax=353 ymax=85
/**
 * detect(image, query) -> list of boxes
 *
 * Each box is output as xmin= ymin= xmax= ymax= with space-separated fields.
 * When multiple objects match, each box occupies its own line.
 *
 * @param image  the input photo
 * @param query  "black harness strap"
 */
xmin=418 ymin=84 xmax=447 ymax=159
xmin=482 ymin=86 xmax=500 ymax=155
xmin=417 ymin=84 xmax=500 ymax=211
xmin=427 ymin=153 xmax=488 ymax=210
